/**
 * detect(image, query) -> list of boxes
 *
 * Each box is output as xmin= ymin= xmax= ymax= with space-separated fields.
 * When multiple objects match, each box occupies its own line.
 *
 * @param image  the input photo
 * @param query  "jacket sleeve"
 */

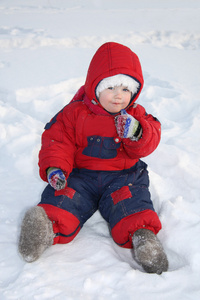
xmin=122 ymin=105 xmax=161 ymax=159
xmin=38 ymin=105 xmax=76 ymax=182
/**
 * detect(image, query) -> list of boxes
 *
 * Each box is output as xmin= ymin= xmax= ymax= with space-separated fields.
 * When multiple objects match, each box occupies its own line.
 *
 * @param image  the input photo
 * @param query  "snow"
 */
xmin=0 ymin=0 xmax=200 ymax=299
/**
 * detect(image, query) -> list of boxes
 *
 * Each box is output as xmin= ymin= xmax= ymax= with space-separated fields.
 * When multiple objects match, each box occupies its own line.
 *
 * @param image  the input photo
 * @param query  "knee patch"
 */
xmin=38 ymin=204 xmax=81 ymax=244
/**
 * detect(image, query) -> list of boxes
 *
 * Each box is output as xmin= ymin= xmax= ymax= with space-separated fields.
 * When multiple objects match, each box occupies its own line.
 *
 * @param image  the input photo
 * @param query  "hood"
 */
xmin=84 ymin=42 xmax=144 ymax=107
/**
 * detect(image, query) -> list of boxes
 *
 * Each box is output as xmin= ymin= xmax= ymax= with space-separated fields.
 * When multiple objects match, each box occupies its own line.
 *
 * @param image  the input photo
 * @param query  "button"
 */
xmin=97 ymin=138 xmax=101 ymax=142
xmin=90 ymin=137 xmax=93 ymax=141
xmin=115 ymin=138 xmax=120 ymax=143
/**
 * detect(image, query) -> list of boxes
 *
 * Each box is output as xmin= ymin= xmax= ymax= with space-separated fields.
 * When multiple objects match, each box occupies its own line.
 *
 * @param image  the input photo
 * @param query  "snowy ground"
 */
xmin=0 ymin=0 xmax=200 ymax=299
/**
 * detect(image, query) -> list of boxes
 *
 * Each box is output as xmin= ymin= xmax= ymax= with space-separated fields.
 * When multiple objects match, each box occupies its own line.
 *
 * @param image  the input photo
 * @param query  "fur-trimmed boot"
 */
xmin=132 ymin=229 xmax=168 ymax=274
xmin=18 ymin=206 xmax=55 ymax=262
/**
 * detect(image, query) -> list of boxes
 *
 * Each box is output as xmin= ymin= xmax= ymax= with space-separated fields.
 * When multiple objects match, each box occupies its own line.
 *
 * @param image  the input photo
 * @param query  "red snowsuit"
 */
xmin=38 ymin=42 xmax=162 ymax=248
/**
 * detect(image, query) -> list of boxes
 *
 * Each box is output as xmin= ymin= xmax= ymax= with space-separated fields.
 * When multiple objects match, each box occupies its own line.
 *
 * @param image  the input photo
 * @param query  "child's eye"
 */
xmin=107 ymin=87 xmax=113 ymax=90
xmin=123 ymin=88 xmax=130 ymax=92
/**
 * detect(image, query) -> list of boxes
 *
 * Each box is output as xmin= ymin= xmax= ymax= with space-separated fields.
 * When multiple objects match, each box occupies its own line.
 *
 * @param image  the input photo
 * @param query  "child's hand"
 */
xmin=115 ymin=109 xmax=142 ymax=141
xmin=47 ymin=168 xmax=66 ymax=190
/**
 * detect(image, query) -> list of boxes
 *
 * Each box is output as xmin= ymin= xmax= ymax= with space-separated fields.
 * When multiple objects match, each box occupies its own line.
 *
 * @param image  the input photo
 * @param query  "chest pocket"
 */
xmin=82 ymin=136 xmax=121 ymax=159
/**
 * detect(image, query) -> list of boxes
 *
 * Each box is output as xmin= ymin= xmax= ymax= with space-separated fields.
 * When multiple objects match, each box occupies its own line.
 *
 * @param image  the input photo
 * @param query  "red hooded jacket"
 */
xmin=38 ymin=42 xmax=161 ymax=182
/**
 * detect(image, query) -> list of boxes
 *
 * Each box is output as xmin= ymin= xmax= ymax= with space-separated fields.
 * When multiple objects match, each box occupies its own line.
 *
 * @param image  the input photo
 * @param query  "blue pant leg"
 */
xmin=38 ymin=169 xmax=100 ymax=244
xmin=99 ymin=161 xmax=153 ymax=228
xmin=39 ymin=169 xmax=99 ymax=226
xmin=98 ymin=161 xmax=161 ymax=248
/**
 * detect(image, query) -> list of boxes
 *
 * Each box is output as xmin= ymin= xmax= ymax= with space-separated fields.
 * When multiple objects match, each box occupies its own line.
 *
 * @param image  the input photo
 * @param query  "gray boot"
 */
xmin=132 ymin=229 xmax=168 ymax=274
xmin=18 ymin=206 xmax=55 ymax=262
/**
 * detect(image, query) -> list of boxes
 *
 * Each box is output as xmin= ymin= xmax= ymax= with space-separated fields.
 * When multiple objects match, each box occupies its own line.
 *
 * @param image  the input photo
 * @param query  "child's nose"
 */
xmin=114 ymin=88 xmax=122 ymax=97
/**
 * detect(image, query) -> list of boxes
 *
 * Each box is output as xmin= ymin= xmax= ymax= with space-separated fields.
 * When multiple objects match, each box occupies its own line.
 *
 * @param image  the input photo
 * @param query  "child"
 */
xmin=18 ymin=42 xmax=168 ymax=274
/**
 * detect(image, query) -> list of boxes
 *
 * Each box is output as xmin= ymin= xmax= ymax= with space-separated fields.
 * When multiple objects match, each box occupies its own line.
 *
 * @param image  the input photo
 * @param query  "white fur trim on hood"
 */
xmin=96 ymin=74 xmax=140 ymax=98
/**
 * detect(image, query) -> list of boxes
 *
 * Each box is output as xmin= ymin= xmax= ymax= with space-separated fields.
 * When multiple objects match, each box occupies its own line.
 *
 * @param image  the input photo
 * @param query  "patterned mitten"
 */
xmin=47 ymin=167 xmax=66 ymax=190
xmin=115 ymin=109 xmax=142 ymax=141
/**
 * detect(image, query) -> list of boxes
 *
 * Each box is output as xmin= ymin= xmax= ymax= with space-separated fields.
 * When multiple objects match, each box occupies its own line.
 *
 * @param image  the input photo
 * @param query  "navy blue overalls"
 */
xmin=39 ymin=160 xmax=161 ymax=248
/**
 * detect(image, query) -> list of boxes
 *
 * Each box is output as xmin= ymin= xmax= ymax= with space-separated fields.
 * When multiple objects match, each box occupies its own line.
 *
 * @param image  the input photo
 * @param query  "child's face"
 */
xmin=99 ymin=86 xmax=132 ymax=113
